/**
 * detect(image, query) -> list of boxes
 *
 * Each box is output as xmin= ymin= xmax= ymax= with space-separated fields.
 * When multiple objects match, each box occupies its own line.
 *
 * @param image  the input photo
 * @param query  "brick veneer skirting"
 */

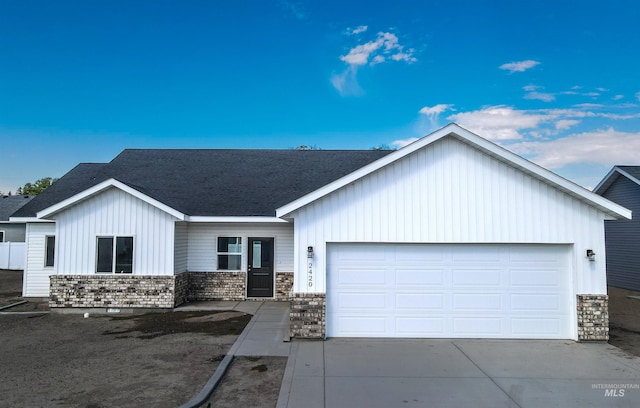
xmin=49 ymin=275 xmax=179 ymax=308
xmin=577 ymin=294 xmax=609 ymax=341
xmin=276 ymin=272 xmax=294 ymax=301
xmin=188 ymin=271 xmax=245 ymax=301
xmin=50 ymin=271 xmax=293 ymax=308
xmin=290 ymin=293 xmax=326 ymax=339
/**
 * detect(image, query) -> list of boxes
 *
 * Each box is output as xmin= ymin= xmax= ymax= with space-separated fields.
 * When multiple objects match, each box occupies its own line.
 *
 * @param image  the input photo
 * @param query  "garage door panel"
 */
xmin=451 ymin=246 xmax=502 ymax=262
xmin=395 ymin=293 xmax=444 ymax=309
xmin=338 ymin=293 xmax=387 ymax=309
xmin=337 ymin=268 xmax=386 ymax=285
xmin=509 ymin=246 xmax=563 ymax=262
xmin=395 ymin=269 xmax=445 ymax=286
xmin=395 ymin=317 xmax=445 ymax=336
xmin=510 ymin=294 xmax=560 ymax=311
xmin=452 ymin=269 xmax=502 ymax=286
xmin=453 ymin=318 xmax=502 ymax=336
xmin=393 ymin=245 xmax=445 ymax=262
xmin=452 ymin=293 xmax=502 ymax=311
xmin=510 ymin=269 xmax=561 ymax=286
xmin=327 ymin=243 xmax=572 ymax=339
xmin=511 ymin=318 xmax=562 ymax=336
xmin=337 ymin=317 xmax=387 ymax=335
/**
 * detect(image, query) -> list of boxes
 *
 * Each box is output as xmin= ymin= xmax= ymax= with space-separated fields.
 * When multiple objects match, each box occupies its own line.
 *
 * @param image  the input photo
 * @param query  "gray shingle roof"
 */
xmin=0 ymin=195 xmax=35 ymax=221
xmin=12 ymin=149 xmax=393 ymax=218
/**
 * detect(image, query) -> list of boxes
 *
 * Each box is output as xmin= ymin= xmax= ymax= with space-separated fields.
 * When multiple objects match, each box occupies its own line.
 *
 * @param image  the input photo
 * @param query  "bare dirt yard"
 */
xmin=0 ymin=270 xmax=286 ymax=408
xmin=0 ymin=269 xmax=23 ymax=307
xmin=608 ymin=285 xmax=640 ymax=358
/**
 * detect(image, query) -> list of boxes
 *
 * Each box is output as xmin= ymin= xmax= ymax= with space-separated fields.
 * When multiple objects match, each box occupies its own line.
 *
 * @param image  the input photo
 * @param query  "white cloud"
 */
xmin=613 ymin=94 xmax=624 ymax=100
xmin=636 ymin=91 xmax=640 ymax=101
xmin=508 ymin=128 xmax=640 ymax=168
xmin=555 ymin=119 xmax=580 ymax=130
xmin=419 ymin=104 xmax=454 ymax=118
xmin=499 ymin=60 xmax=540 ymax=73
xmin=524 ymin=91 xmax=555 ymax=102
xmin=391 ymin=137 xmax=419 ymax=148
xmin=596 ymin=87 xmax=609 ymax=92
xmin=330 ymin=67 xmax=361 ymax=96
xmin=391 ymin=50 xmax=417 ymax=63
xmin=339 ymin=31 xmax=415 ymax=67
xmin=332 ymin=30 xmax=416 ymax=95
xmin=371 ymin=55 xmax=385 ymax=65
xmin=448 ymin=106 xmax=548 ymax=140
xmin=583 ymin=92 xmax=600 ymax=97
xmin=523 ymin=85 xmax=541 ymax=91
xmin=347 ymin=25 xmax=368 ymax=35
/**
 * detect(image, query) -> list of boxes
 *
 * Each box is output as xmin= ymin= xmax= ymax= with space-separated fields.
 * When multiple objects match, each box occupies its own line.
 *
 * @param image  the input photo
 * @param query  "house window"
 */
xmin=217 ymin=237 xmax=242 ymax=270
xmin=96 ymin=236 xmax=134 ymax=274
xmin=45 ymin=236 xmax=55 ymax=267
xmin=0 ymin=231 xmax=4 ymax=242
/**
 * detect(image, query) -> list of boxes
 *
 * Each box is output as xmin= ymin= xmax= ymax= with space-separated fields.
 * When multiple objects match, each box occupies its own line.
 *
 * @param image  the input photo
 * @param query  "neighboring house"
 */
xmin=0 ymin=195 xmax=34 ymax=270
xmin=594 ymin=166 xmax=639 ymax=291
xmin=11 ymin=124 xmax=630 ymax=341
xmin=0 ymin=195 xmax=34 ymax=242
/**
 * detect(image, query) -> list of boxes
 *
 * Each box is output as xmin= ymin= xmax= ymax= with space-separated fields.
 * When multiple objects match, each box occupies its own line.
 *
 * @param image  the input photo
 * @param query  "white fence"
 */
xmin=0 ymin=242 xmax=25 ymax=270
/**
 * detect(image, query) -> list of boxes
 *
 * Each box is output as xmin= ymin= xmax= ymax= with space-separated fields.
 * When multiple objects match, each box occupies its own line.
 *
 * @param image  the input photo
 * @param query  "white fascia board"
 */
xmin=7 ymin=217 xmax=52 ymax=223
xmin=187 ymin=216 xmax=289 ymax=223
xmin=36 ymin=178 xmax=187 ymax=220
xmin=276 ymin=123 xmax=632 ymax=220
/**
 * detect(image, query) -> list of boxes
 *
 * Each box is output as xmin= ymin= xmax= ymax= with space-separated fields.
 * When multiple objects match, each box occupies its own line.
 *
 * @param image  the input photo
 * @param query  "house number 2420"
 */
xmin=307 ymin=262 xmax=313 ymax=288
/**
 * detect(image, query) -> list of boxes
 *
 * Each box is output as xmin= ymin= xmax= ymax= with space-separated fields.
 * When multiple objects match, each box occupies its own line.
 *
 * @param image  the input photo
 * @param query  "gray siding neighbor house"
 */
xmin=0 ymin=195 xmax=35 ymax=242
xmin=594 ymin=166 xmax=640 ymax=292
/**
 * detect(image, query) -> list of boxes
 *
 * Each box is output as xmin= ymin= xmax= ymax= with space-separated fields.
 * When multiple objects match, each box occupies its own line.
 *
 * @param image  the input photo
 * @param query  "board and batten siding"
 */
xmin=187 ymin=222 xmax=294 ymax=273
xmin=53 ymin=188 xmax=178 ymax=276
xmin=291 ymin=136 xmax=607 ymax=294
xmin=23 ymin=222 xmax=56 ymax=296
xmin=600 ymin=175 xmax=640 ymax=291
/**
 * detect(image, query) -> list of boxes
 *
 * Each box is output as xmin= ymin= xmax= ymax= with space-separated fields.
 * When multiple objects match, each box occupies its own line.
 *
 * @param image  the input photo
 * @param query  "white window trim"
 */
xmin=96 ymin=235 xmax=135 ymax=274
xmin=44 ymin=235 xmax=55 ymax=268
xmin=217 ymin=236 xmax=243 ymax=271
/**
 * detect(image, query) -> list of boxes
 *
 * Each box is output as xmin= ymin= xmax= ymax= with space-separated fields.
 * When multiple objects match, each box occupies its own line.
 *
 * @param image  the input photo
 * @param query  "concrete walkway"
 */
xmin=177 ymin=300 xmax=291 ymax=356
xmin=277 ymin=338 xmax=640 ymax=408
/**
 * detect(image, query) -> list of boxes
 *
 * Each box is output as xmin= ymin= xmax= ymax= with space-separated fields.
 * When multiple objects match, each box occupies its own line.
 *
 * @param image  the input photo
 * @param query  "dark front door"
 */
xmin=247 ymin=237 xmax=274 ymax=297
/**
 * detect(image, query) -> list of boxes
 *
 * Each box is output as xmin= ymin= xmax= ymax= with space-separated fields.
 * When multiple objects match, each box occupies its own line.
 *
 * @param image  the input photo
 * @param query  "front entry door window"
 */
xmin=247 ymin=237 xmax=274 ymax=297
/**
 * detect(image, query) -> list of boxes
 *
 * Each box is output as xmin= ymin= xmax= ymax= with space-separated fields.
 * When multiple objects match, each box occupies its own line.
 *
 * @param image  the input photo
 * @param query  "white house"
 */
xmin=12 ymin=124 xmax=630 ymax=341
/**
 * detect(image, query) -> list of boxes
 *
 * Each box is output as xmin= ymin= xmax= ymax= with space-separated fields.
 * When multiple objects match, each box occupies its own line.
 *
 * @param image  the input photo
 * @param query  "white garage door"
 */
xmin=326 ymin=244 xmax=572 ymax=339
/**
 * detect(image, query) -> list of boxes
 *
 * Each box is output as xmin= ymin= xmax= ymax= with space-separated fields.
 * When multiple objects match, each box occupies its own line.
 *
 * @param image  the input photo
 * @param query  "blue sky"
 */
xmin=2 ymin=0 xmax=640 ymax=193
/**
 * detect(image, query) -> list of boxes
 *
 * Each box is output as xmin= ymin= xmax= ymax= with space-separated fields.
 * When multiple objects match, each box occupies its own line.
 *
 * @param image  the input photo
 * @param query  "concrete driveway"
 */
xmin=277 ymin=339 xmax=640 ymax=408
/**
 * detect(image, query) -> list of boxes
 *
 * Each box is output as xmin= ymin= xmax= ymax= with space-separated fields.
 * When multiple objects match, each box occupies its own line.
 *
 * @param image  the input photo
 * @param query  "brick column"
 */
xmin=290 ymin=293 xmax=326 ymax=339
xmin=577 ymin=294 xmax=609 ymax=341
